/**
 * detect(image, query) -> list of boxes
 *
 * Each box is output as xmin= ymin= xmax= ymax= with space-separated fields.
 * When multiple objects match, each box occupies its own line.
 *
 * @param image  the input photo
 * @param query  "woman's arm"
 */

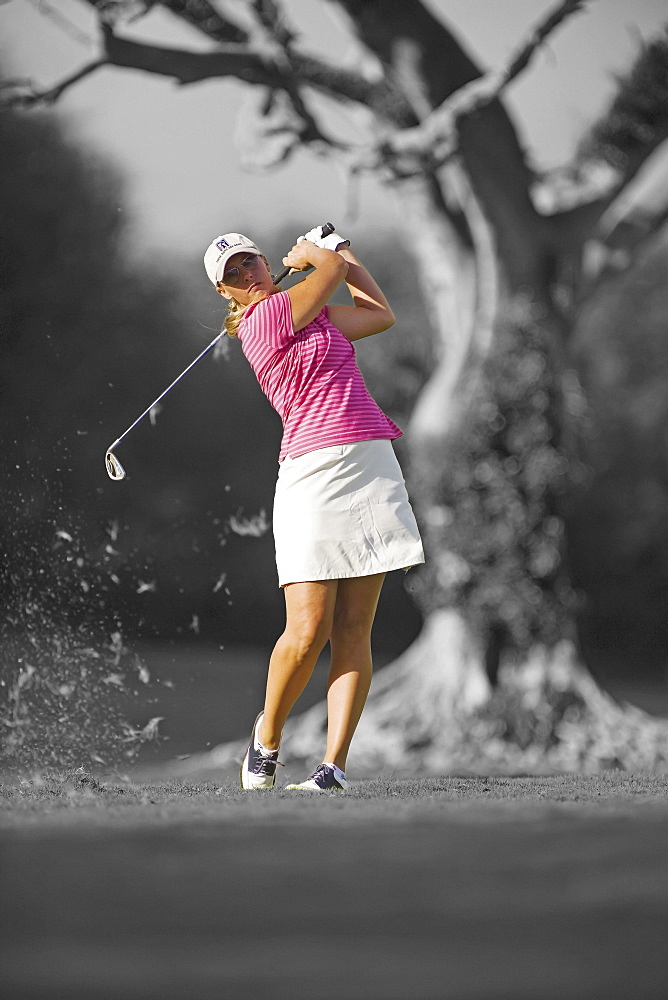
xmin=327 ymin=248 xmax=396 ymax=342
xmin=283 ymin=241 xmax=348 ymax=332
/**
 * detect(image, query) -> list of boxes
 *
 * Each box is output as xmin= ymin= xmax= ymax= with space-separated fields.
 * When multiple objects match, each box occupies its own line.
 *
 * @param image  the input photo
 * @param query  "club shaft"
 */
xmin=109 ymin=332 xmax=224 ymax=451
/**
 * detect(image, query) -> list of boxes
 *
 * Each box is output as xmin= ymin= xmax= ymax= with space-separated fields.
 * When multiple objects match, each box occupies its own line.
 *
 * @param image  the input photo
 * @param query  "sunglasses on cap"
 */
xmin=221 ymin=254 xmax=262 ymax=286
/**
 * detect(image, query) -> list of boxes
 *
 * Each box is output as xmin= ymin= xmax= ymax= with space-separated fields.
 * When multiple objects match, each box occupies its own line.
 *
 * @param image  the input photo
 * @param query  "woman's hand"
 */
xmin=281 ymin=240 xmax=320 ymax=274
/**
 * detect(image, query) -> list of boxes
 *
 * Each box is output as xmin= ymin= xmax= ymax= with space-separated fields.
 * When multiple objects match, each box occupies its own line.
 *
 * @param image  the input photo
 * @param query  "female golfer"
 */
xmin=203 ymin=226 xmax=424 ymax=790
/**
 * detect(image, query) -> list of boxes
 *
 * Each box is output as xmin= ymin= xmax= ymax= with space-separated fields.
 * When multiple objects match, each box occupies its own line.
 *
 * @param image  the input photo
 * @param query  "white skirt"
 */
xmin=273 ymin=439 xmax=425 ymax=587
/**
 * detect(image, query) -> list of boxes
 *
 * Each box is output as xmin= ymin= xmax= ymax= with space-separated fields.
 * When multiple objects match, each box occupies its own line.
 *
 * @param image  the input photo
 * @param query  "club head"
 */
xmin=105 ymin=450 xmax=126 ymax=481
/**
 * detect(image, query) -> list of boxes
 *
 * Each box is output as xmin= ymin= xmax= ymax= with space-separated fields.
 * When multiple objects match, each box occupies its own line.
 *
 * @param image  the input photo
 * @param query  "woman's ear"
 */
xmin=216 ymin=282 xmax=231 ymax=299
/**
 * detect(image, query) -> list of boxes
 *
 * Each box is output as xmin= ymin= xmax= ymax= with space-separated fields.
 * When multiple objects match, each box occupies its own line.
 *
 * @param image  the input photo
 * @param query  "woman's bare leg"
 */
xmin=258 ymin=580 xmax=338 ymax=750
xmin=324 ymin=573 xmax=385 ymax=771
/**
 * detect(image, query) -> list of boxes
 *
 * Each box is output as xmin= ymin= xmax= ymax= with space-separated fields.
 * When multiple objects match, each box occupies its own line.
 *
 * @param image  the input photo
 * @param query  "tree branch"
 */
xmin=336 ymin=0 xmax=584 ymax=291
xmin=21 ymin=0 xmax=412 ymax=120
xmin=4 ymin=58 xmax=108 ymax=107
xmin=94 ymin=20 xmax=393 ymax=108
xmin=363 ymin=0 xmax=591 ymax=173
xmin=100 ymin=24 xmax=285 ymax=87
xmin=505 ymin=0 xmax=588 ymax=82
xmin=12 ymin=2 xmax=396 ymax=160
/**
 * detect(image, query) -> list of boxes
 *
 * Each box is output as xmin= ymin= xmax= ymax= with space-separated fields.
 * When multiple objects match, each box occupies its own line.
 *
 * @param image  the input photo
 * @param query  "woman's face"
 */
xmin=217 ymin=252 xmax=274 ymax=304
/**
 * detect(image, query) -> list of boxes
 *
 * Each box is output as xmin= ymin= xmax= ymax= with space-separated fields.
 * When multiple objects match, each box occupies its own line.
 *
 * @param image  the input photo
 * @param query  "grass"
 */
xmin=2 ymin=771 xmax=668 ymax=999
xmin=2 ymin=769 xmax=668 ymax=827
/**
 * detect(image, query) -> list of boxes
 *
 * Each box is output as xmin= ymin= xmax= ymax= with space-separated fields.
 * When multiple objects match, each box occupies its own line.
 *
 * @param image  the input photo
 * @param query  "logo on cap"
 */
xmin=216 ymin=237 xmax=245 ymax=255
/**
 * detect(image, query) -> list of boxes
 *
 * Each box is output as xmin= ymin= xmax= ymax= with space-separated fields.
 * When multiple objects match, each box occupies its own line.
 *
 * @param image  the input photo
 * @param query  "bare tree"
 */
xmin=12 ymin=0 xmax=668 ymax=772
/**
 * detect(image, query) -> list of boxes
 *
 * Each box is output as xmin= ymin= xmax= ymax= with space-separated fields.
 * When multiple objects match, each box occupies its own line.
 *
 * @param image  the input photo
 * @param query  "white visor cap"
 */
xmin=203 ymin=233 xmax=263 ymax=286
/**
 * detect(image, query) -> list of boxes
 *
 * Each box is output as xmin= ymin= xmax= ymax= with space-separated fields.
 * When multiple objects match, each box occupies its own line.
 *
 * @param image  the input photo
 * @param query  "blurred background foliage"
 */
xmin=1 ymin=81 xmax=667 ymax=709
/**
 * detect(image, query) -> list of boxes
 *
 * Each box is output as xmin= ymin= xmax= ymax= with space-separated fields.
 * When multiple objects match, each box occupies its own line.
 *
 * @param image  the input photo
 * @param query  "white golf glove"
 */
xmin=298 ymin=225 xmax=350 ymax=252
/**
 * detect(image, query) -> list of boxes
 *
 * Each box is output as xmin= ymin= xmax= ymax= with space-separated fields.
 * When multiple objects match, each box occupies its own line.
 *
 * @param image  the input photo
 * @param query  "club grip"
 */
xmin=272 ymin=223 xmax=336 ymax=285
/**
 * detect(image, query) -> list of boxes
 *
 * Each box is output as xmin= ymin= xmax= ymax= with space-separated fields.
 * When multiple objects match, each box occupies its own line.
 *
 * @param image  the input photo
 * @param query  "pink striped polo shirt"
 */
xmin=237 ymin=290 xmax=401 ymax=461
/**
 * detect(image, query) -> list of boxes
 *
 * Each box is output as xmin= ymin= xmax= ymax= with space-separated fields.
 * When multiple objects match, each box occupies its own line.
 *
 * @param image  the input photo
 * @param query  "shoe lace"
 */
xmin=256 ymin=749 xmax=284 ymax=775
xmin=309 ymin=764 xmax=334 ymax=786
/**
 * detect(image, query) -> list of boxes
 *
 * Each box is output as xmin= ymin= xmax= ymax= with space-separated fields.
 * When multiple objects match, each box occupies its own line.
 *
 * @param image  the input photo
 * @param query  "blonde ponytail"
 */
xmin=223 ymin=295 xmax=247 ymax=338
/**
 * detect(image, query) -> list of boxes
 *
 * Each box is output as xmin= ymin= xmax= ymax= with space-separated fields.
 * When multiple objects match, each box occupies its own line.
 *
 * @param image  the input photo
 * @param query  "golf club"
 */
xmin=105 ymin=223 xmax=336 ymax=480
